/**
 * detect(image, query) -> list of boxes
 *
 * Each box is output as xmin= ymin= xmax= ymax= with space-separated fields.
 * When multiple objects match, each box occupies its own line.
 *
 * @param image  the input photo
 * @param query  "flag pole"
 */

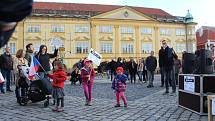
xmin=33 ymin=56 xmax=49 ymax=74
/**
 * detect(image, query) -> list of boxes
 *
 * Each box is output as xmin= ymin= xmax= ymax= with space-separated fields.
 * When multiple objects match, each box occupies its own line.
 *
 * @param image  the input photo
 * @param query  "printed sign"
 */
xmin=0 ymin=72 xmax=5 ymax=83
xmin=87 ymin=48 xmax=102 ymax=66
xmin=212 ymin=99 xmax=215 ymax=115
xmin=184 ymin=76 xmax=195 ymax=92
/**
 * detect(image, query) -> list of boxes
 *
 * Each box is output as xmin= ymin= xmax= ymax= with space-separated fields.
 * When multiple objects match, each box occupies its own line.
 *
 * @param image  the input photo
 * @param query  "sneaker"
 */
xmin=85 ymin=101 xmax=88 ymax=106
xmin=163 ymin=91 xmax=169 ymax=95
xmin=52 ymin=107 xmax=59 ymax=112
xmin=147 ymin=85 xmax=151 ymax=88
xmin=7 ymin=89 xmax=13 ymax=92
xmin=57 ymin=107 xmax=64 ymax=112
xmin=124 ymin=104 xmax=128 ymax=108
xmin=114 ymin=104 xmax=121 ymax=107
xmin=88 ymin=102 xmax=92 ymax=106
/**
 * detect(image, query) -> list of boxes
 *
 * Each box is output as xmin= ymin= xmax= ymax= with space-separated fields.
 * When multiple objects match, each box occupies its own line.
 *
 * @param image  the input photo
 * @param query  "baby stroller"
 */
xmin=19 ymin=77 xmax=52 ymax=107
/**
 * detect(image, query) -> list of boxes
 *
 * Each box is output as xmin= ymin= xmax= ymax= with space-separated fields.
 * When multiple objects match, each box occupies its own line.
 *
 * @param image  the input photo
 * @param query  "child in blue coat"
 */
xmin=112 ymin=67 xmax=128 ymax=108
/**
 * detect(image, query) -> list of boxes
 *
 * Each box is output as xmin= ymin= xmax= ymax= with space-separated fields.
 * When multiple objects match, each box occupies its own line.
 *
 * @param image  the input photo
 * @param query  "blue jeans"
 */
xmin=1 ymin=69 xmax=11 ymax=90
xmin=164 ymin=67 xmax=176 ymax=92
xmin=147 ymin=70 xmax=154 ymax=86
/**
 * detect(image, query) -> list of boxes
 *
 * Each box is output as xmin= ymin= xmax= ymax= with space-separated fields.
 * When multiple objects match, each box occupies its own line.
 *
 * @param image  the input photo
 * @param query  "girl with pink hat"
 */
xmin=80 ymin=59 xmax=96 ymax=106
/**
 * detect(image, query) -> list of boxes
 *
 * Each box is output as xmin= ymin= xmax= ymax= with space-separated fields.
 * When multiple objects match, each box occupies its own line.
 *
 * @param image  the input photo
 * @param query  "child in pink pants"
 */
xmin=112 ymin=67 xmax=128 ymax=108
xmin=81 ymin=59 xmax=96 ymax=106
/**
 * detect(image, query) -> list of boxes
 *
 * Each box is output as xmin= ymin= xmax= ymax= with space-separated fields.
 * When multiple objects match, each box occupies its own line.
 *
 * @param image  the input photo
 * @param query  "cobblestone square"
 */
xmin=0 ymin=75 xmax=212 ymax=121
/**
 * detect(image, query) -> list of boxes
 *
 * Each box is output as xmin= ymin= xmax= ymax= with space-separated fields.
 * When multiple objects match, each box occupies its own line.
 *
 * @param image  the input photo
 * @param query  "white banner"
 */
xmin=184 ymin=76 xmax=195 ymax=92
xmin=87 ymin=48 xmax=102 ymax=66
xmin=0 ymin=72 xmax=5 ymax=83
xmin=212 ymin=99 xmax=215 ymax=115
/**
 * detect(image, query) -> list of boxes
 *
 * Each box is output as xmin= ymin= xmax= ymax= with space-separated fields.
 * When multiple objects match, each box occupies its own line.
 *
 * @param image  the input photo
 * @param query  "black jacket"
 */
xmin=146 ymin=56 xmax=157 ymax=71
xmin=36 ymin=49 xmax=58 ymax=72
xmin=0 ymin=0 xmax=33 ymax=22
xmin=159 ymin=47 xmax=165 ymax=68
xmin=128 ymin=61 xmax=137 ymax=74
xmin=0 ymin=53 xmax=13 ymax=70
xmin=109 ymin=60 xmax=117 ymax=72
xmin=162 ymin=46 xmax=178 ymax=69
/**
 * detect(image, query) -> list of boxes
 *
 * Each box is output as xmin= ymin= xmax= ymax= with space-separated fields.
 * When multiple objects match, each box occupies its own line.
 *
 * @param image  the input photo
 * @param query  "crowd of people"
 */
xmin=0 ymin=0 xmax=181 ymax=113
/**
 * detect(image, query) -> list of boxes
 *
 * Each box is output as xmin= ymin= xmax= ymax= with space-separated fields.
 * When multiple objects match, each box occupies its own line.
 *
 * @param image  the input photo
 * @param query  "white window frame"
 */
xmin=176 ymin=28 xmax=185 ymax=36
xmin=51 ymin=25 xmax=65 ymax=33
xmin=99 ymin=26 xmax=113 ymax=33
xmin=76 ymin=42 xmax=89 ymax=54
xmin=142 ymin=43 xmax=153 ymax=53
xmin=141 ymin=27 xmax=152 ymax=34
xmin=160 ymin=28 xmax=171 ymax=35
xmin=27 ymin=25 xmax=41 ymax=33
xmin=75 ymin=25 xmax=89 ymax=33
xmin=121 ymin=26 xmax=134 ymax=34
xmin=175 ymin=43 xmax=186 ymax=53
xmin=2 ymin=43 xmax=16 ymax=54
xmin=100 ymin=43 xmax=112 ymax=53
xmin=122 ymin=43 xmax=134 ymax=53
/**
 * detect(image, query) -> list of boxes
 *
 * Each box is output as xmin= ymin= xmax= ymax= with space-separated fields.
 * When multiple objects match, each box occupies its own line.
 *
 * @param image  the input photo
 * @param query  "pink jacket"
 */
xmin=81 ymin=67 xmax=96 ymax=84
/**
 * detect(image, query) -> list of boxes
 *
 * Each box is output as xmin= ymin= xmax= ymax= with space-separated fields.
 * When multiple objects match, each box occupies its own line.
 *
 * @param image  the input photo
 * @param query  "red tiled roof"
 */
xmin=33 ymin=2 xmax=172 ymax=17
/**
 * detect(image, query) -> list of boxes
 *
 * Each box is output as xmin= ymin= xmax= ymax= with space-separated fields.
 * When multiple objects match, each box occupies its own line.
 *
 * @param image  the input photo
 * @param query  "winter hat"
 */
xmin=84 ymin=59 xmax=92 ymax=65
xmin=116 ymin=67 xmax=124 ymax=73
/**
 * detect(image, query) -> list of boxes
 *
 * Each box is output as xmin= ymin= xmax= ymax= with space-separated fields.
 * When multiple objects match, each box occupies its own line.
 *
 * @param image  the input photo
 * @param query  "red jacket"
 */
xmin=81 ymin=67 xmax=96 ymax=84
xmin=48 ymin=69 xmax=67 ymax=88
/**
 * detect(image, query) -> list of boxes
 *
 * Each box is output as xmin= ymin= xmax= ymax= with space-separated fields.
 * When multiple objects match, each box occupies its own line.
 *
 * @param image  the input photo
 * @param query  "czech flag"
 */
xmin=28 ymin=55 xmax=40 ymax=80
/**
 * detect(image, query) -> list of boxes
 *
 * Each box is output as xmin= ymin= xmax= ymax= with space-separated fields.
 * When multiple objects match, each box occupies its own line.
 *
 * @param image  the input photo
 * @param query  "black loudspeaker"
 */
xmin=182 ymin=53 xmax=196 ymax=74
xmin=195 ymin=49 xmax=213 ymax=74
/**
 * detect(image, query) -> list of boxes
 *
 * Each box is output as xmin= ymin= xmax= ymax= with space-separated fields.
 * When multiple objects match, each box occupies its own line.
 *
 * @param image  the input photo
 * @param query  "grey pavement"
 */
xmin=0 ymin=75 xmax=212 ymax=121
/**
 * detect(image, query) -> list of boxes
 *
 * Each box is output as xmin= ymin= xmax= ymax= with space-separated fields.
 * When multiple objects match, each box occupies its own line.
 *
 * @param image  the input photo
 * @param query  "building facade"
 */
xmin=4 ymin=2 xmax=197 ymax=67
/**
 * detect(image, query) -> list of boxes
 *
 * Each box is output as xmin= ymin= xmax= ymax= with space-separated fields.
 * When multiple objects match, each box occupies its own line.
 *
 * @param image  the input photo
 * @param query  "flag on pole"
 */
xmin=28 ymin=56 xmax=40 ymax=80
xmin=0 ymin=72 xmax=5 ymax=83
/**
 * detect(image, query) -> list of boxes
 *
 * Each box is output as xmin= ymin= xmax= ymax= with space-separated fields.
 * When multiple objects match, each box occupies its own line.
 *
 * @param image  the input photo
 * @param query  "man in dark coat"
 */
xmin=108 ymin=59 xmax=117 ymax=81
xmin=0 ymin=47 xmax=14 ymax=92
xmin=0 ymin=0 xmax=33 ymax=48
xmin=159 ymin=47 xmax=165 ymax=87
xmin=160 ymin=40 xmax=178 ymax=94
xmin=146 ymin=51 xmax=157 ymax=88
xmin=128 ymin=58 xmax=137 ymax=84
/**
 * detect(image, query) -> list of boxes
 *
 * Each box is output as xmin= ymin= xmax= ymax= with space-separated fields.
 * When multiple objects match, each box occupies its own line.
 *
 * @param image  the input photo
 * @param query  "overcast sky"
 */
xmin=34 ymin=0 xmax=215 ymax=29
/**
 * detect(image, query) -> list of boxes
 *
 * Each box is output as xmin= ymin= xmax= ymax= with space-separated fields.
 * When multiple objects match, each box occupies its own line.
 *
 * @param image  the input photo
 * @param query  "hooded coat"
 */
xmin=35 ymin=45 xmax=58 ymax=72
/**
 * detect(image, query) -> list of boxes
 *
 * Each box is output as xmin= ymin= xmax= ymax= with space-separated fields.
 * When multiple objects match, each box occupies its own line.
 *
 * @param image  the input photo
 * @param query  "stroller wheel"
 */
xmin=44 ymin=100 xmax=49 ymax=108
xmin=19 ymin=97 xmax=28 ymax=106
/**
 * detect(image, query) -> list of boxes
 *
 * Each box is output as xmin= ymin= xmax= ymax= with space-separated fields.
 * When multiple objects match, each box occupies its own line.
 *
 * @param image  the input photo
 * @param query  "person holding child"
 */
xmin=47 ymin=61 xmax=67 ymax=112
xmin=81 ymin=59 xmax=96 ymax=106
xmin=112 ymin=67 xmax=128 ymax=108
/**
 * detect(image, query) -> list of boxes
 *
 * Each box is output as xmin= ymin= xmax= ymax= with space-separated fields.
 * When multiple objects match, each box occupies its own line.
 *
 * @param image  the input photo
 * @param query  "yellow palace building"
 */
xmin=5 ymin=2 xmax=197 ymax=67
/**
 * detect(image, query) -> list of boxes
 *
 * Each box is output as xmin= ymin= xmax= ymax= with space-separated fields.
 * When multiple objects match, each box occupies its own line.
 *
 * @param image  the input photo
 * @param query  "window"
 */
xmin=122 ymin=43 xmax=133 ymax=53
xmin=76 ymin=42 xmax=89 ymax=54
xmin=2 ymin=43 xmax=16 ymax=54
xmin=27 ymin=25 xmax=40 ymax=33
xmin=75 ymin=25 xmax=89 ymax=33
xmin=176 ymin=28 xmax=185 ymax=36
xmin=160 ymin=28 xmax=171 ymax=35
xmin=176 ymin=43 xmax=186 ymax=53
xmin=101 ymin=43 xmax=112 ymax=53
xmin=141 ymin=27 xmax=152 ymax=34
xmin=99 ymin=26 xmax=113 ymax=33
xmin=142 ymin=43 xmax=153 ymax=53
xmin=51 ymin=25 xmax=64 ymax=32
xmin=188 ymin=28 xmax=195 ymax=35
xmin=121 ymin=26 xmax=133 ymax=34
